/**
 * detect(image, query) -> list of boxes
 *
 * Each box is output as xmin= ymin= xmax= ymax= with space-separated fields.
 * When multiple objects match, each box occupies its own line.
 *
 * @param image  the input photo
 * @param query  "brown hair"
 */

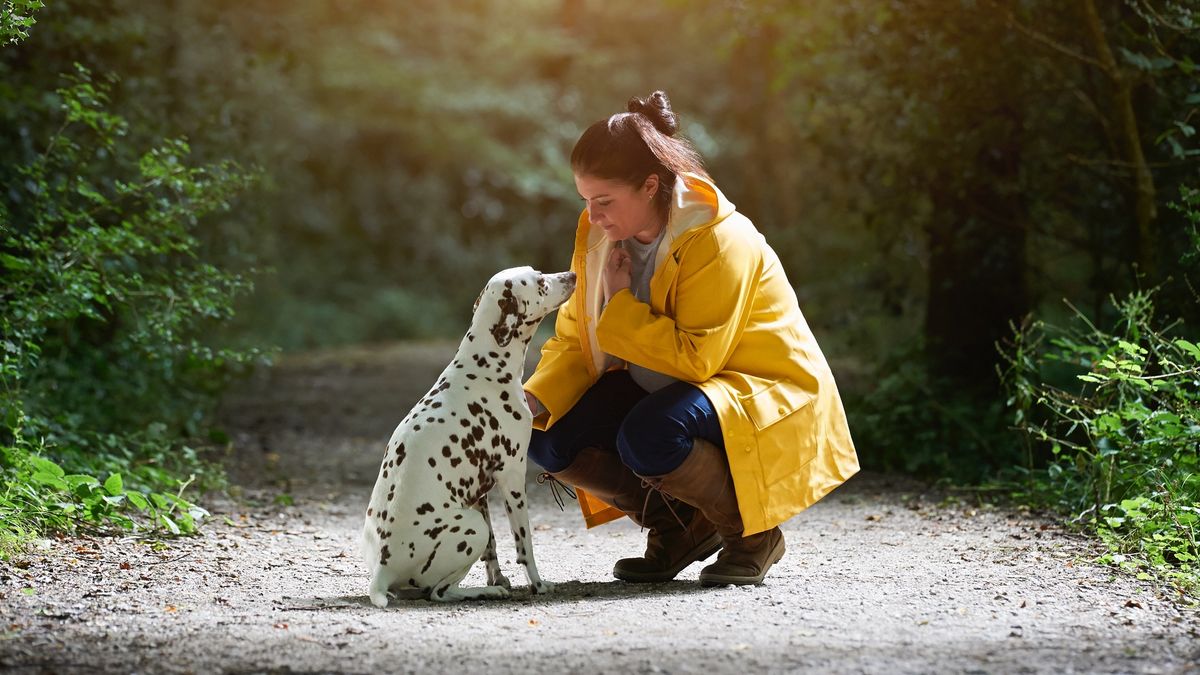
xmin=570 ymin=91 xmax=711 ymax=223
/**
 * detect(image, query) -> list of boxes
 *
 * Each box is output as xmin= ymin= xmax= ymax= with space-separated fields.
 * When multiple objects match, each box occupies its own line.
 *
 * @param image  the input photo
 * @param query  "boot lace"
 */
xmin=535 ymin=472 xmax=577 ymax=511
xmin=639 ymin=477 xmax=688 ymax=533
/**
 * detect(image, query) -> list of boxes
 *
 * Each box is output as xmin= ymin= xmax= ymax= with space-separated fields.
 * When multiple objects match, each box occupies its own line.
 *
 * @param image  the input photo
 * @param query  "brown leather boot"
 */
xmin=638 ymin=438 xmax=785 ymax=586
xmin=549 ymin=446 xmax=721 ymax=582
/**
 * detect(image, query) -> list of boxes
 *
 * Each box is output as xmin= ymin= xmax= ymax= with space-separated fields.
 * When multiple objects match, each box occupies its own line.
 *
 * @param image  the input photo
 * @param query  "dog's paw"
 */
xmin=530 ymin=579 xmax=555 ymax=595
xmin=368 ymin=590 xmax=390 ymax=608
xmin=488 ymin=572 xmax=512 ymax=590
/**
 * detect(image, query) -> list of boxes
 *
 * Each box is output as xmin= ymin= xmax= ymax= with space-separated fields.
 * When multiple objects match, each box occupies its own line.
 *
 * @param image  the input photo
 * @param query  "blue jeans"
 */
xmin=528 ymin=370 xmax=725 ymax=476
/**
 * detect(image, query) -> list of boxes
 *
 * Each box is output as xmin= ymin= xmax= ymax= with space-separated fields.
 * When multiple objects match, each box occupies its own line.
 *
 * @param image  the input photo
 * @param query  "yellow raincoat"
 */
xmin=524 ymin=172 xmax=859 ymax=536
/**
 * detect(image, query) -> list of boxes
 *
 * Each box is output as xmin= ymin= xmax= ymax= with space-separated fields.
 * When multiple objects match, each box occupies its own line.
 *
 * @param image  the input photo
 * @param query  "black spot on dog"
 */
xmin=416 ymin=503 xmax=435 ymax=515
xmin=366 ymin=508 xmax=373 ymax=517
xmin=421 ymin=541 xmax=441 ymax=574
xmin=428 ymin=457 xmax=437 ymax=468
xmin=442 ymin=446 xmax=452 ymax=458
xmin=500 ymin=391 xmax=509 ymax=401
xmin=457 ymin=541 xmax=468 ymax=553
xmin=380 ymin=545 xmax=391 ymax=565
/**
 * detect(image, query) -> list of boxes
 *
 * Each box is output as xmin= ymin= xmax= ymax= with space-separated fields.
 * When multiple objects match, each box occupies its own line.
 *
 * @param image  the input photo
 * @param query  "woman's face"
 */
xmin=574 ymin=173 xmax=662 ymax=243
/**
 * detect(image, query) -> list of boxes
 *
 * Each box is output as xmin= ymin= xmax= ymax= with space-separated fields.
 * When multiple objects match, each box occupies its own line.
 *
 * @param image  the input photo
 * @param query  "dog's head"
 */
xmin=471 ymin=266 xmax=576 ymax=348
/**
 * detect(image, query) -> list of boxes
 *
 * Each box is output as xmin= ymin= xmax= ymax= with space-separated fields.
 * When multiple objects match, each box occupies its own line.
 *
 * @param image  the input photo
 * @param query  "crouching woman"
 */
xmin=522 ymin=90 xmax=860 ymax=586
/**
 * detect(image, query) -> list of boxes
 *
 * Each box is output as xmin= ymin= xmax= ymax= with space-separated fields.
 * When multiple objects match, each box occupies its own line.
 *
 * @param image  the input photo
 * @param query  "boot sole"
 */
xmin=613 ymin=533 xmax=723 ymax=583
xmin=699 ymin=533 xmax=786 ymax=587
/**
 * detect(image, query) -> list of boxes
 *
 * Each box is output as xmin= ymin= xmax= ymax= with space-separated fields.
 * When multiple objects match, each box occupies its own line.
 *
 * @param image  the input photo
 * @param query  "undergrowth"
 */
xmin=0 ymin=65 xmax=263 ymax=556
xmin=999 ymin=283 xmax=1199 ymax=601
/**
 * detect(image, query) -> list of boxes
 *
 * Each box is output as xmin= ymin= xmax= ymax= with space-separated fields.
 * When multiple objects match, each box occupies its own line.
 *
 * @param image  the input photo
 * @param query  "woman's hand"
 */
xmin=524 ymin=390 xmax=543 ymax=417
xmin=603 ymin=246 xmax=632 ymax=304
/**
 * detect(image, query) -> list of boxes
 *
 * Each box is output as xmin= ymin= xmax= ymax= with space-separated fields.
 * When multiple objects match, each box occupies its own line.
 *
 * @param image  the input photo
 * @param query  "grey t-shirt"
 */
xmin=618 ymin=230 xmax=680 ymax=393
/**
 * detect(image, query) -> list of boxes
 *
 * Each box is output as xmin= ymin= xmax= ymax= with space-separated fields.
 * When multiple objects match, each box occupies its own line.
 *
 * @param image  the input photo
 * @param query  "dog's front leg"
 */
xmin=499 ymin=464 xmax=554 ymax=595
xmin=473 ymin=497 xmax=511 ymax=590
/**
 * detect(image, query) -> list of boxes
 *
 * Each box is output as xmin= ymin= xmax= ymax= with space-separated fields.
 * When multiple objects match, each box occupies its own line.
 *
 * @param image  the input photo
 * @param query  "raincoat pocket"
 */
xmin=742 ymin=381 xmax=816 ymax=431
xmin=741 ymin=382 xmax=819 ymax=486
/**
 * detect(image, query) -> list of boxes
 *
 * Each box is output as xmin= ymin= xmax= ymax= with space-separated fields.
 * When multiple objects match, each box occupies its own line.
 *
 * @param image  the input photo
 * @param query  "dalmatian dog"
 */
xmin=361 ymin=266 xmax=576 ymax=605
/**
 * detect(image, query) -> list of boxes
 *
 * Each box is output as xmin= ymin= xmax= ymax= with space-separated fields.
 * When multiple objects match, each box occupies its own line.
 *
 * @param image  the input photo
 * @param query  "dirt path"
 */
xmin=1 ymin=341 xmax=1197 ymax=674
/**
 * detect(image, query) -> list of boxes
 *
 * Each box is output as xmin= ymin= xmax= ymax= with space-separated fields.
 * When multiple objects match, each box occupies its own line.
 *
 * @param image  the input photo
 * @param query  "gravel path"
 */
xmin=1 ymin=340 xmax=1196 ymax=674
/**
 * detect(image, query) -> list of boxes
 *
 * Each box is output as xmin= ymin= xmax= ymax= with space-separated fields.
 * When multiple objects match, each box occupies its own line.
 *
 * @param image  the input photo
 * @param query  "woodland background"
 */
xmin=1 ymin=1 xmax=1197 ymax=593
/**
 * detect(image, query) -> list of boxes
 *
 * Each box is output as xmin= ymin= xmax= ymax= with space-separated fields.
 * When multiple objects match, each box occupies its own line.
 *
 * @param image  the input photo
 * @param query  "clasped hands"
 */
xmin=603 ymin=246 xmax=632 ymax=304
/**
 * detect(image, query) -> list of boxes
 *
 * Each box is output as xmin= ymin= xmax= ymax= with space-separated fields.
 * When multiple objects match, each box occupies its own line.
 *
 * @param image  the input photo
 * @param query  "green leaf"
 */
xmin=1174 ymin=339 xmax=1200 ymax=360
xmin=31 ymin=472 xmax=68 ymax=491
xmin=103 ymin=473 xmax=124 ymax=496
xmin=126 ymin=492 xmax=149 ymax=510
xmin=27 ymin=456 xmax=64 ymax=478
xmin=159 ymin=513 xmax=181 ymax=535
xmin=64 ymin=474 xmax=101 ymax=489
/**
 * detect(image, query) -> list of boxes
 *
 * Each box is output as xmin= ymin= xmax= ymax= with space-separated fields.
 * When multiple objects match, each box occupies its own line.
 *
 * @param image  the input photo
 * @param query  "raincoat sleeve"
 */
xmin=595 ymin=229 xmax=761 ymax=382
xmin=523 ymin=266 xmax=593 ymax=432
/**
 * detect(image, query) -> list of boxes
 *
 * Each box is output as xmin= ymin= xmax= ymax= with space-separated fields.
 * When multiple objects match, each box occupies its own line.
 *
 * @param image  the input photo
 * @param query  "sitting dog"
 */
xmin=362 ymin=266 xmax=576 ymax=605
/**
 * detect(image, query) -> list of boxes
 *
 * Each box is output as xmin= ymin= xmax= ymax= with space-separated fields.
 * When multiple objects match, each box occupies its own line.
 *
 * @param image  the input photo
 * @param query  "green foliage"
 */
xmin=0 ymin=421 xmax=209 ymax=545
xmin=0 ymin=0 xmax=42 ymax=45
xmin=848 ymin=338 xmax=1016 ymax=481
xmin=1000 ymin=279 xmax=1200 ymax=596
xmin=0 ymin=65 xmax=263 ymax=553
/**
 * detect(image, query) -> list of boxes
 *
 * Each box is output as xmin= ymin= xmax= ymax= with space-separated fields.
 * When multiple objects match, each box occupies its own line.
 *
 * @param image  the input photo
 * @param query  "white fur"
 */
xmin=361 ymin=266 xmax=575 ymax=605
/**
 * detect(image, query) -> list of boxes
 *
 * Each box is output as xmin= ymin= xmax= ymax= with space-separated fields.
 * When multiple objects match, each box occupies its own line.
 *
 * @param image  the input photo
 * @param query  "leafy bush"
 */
xmin=848 ymin=337 xmax=1017 ymax=481
xmin=0 ymin=65 xmax=262 ymax=553
xmin=1000 ymin=285 xmax=1200 ymax=596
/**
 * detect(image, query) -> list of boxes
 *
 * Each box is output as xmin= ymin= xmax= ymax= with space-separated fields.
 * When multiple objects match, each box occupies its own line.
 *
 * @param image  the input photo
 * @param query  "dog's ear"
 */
xmin=490 ymin=282 xmax=524 ymax=347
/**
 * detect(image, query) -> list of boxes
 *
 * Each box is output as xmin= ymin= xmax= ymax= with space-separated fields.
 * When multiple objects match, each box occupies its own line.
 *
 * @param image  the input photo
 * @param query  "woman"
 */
xmin=522 ymin=90 xmax=859 ymax=586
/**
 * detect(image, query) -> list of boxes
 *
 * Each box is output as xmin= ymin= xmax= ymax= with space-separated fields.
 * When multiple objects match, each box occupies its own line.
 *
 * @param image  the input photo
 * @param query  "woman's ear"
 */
xmin=643 ymin=174 xmax=659 ymax=199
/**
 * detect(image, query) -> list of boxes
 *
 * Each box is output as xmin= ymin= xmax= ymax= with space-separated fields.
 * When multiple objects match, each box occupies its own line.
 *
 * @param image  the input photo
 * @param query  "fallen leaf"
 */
xmin=274 ymin=622 xmax=289 ymax=629
xmin=1124 ymin=599 xmax=1143 ymax=609
xmin=528 ymin=619 xmax=540 ymax=626
xmin=164 ymin=605 xmax=177 ymax=613
xmin=865 ymin=514 xmax=881 ymax=521
xmin=119 ymin=562 xmax=131 ymax=570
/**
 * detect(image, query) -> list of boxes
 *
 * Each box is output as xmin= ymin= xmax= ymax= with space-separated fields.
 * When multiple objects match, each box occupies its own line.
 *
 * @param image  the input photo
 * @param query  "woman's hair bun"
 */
xmin=627 ymin=90 xmax=678 ymax=137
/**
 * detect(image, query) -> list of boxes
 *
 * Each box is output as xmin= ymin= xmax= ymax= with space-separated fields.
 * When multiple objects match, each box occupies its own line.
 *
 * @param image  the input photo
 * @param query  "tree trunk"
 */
xmin=1080 ymin=0 xmax=1158 ymax=281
